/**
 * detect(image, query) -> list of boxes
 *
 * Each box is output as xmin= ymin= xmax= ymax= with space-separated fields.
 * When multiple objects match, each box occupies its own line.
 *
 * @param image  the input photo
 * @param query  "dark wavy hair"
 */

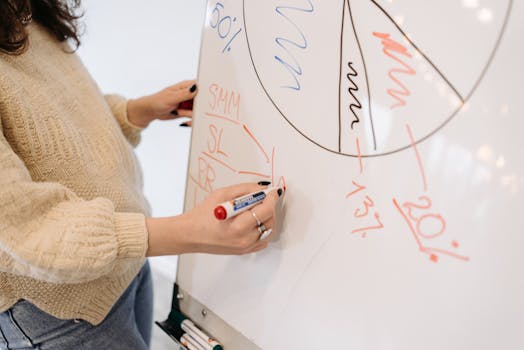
xmin=0 ymin=0 xmax=82 ymax=55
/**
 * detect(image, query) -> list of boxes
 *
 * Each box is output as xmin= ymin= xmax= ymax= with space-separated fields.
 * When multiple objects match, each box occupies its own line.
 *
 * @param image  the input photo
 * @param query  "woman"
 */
xmin=0 ymin=1 xmax=283 ymax=349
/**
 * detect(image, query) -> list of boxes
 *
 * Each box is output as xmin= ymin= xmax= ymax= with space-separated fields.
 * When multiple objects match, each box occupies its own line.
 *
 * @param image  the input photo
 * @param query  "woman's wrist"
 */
xmin=145 ymin=214 xmax=198 ymax=256
xmin=127 ymin=97 xmax=153 ymax=128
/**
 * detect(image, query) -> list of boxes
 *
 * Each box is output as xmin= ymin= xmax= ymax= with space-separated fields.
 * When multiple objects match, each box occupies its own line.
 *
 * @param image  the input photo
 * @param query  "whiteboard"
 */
xmin=177 ymin=0 xmax=523 ymax=349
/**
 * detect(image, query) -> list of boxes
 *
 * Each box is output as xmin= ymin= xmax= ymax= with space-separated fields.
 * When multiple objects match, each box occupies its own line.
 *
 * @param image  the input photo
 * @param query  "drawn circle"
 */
xmin=416 ymin=214 xmax=446 ymax=239
xmin=243 ymin=0 xmax=513 ymax=157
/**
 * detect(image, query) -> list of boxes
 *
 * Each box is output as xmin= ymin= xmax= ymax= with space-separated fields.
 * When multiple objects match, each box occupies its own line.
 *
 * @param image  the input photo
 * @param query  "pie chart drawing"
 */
xmin=243 ymin=0 xmax=513 ymax=157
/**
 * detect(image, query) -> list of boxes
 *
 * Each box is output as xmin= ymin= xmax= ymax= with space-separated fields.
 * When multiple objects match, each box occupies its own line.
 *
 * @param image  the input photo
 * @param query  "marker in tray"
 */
xmin=170 ymin=309 xmax=223 ymax=350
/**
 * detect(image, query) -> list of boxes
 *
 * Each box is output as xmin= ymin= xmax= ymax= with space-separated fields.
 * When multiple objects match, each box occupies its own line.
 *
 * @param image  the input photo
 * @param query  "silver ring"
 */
xmin=259 ymin=228 xmax=273 ymax=241
xmin=257 ymin=224 xmax=267 ymax=234
xmin=250 ymin=209 xmax=262 ymax=227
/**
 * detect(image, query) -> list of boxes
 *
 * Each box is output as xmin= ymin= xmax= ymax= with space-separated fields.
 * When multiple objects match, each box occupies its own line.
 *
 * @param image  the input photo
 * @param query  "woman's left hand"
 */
xmin=127 ymin=80 xmax=198 ymax=128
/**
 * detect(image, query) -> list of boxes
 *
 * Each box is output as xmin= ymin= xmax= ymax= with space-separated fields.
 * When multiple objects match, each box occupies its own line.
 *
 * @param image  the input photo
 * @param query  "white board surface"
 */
xmin=178 ymin=1 xmax=523 ymax=349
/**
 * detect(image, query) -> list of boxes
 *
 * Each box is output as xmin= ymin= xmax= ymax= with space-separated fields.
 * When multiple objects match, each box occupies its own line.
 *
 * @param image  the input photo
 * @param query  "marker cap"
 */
xmin=214 ymin=206 xmax=227 ymax=220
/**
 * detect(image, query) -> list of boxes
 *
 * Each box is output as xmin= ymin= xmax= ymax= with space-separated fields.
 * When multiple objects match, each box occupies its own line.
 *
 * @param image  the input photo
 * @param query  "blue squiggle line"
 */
xmin=274 ymin=1 xmax=314 ymax=90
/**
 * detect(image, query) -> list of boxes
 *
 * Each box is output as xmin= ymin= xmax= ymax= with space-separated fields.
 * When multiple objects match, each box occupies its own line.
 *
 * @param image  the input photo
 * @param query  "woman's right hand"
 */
xmin=145 ymin=183 xmax=284 ymax=256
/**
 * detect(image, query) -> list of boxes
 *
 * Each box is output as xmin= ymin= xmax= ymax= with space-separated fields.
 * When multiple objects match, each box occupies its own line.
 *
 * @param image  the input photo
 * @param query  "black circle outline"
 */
xmin=242 ymin=0 xmax=513 ymax=158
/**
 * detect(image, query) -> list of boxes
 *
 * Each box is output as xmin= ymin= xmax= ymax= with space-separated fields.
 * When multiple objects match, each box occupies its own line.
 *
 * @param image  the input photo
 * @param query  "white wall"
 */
xmin=78 ymin=0 xmax=206 ymax=216
xmin=77 ymin=1 xmax=207 ymax=348
xmin=78 ymin=0 xmax=206 ymax=270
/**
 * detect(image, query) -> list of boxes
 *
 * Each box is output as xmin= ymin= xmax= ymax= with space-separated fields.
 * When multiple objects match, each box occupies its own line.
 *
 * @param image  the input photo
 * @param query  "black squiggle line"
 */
xmin=347 ymin=61 xmax=363 ymax=129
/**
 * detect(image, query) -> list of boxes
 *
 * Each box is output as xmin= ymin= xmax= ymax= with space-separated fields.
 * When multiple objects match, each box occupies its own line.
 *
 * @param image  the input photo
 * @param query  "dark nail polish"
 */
xmin=171 ymin=110 xmax=178 ymax=116
xmin=258 ymin=181 xmax=271 ymax=186
xmin=189 ymin=84 xmax=197 ymax=93
xmin=277 ymin=188 xmax=283 ymax=197
xmin=180 ymin=122 xmax=190 ymax=127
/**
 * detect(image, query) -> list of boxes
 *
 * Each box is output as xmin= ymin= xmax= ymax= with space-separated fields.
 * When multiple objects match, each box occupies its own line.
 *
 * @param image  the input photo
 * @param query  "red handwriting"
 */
xmin=209 ymin=83 xmax=241 ymax=119
xmin=373 ymin=32 xmax=416 ymax=109
xmin=393 ymin=198 xmax=468 ymax=263
xmin=189 ymin=156 xmax=216 ymax=193
xmin=346 ymin=180 xmax=365 ymax=198
xmin=355 ymin=195 xmax=374 ymax=218
xmin=205 ymin=112 xmax=240 ymax=125
xmin=390 ymin=124 xmax=469 ymax=263
xmin=345 ymin=126 xmax=469 ymax=263
xmin=406 ymin=124 xmax=427 ymax=191
xmin=356 ymin=137 xmax=363 ymax=174
xmin=403 ymin=196 xmax=446 ymax=239
xmin=243 ymin=124 xmax=270 ymax=163
xmin=207 ymin=124 xmax=229 ymax=157
xmin=346 ymin=180 xmax=384 ymax=237
xmin=189 ymin=83 xmax=285 ymax=206
xmin=271 ymin=147 xmax=287 ymax=190
xmin=352 ymin=213 xmax=384 ymax=235
xmin=203 ymin=151 xmax=236 ymax=173
xmin=345 ymin=137 xmax=383 ymax=237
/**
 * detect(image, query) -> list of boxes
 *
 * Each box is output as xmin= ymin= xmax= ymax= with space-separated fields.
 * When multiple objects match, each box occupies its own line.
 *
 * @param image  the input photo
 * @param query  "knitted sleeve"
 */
xmin=0 ymin=120 xmax=149 ymax=284
xmin=104 ymin=94 xmax=143 ymax=147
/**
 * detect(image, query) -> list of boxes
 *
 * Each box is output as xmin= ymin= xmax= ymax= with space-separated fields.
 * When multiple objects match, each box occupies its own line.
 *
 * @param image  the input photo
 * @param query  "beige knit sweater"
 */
xmin=0 ymin=23 xmax=151 ymax=325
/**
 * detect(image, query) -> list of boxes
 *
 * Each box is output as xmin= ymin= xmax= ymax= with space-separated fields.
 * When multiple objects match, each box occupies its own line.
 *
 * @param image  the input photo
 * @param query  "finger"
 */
xmin=173 ymin=85 xmax=198 ymax=106
xmin=249 ymin=214 xmax=275 ymax=232
xmin=215 ymin=182 xmax=265 ymax=202
xmin=176 ymin=109 xmax=193 ymax=118
xmin=229 ymin=226 xmax=262 ymax=254
xmin=167 ymin=80 xmax=196 ymax=91
xmin=176 ymin=80 xmax=197 ymax=91
xmin=255 ymin=219 xmax=276 ymax=241
xmin=225 ymin=211 xmax=274 ymax=254
xmin=158 ymin=109 xmax=193 ymax=121
xmin=249 ymin=226 xmax=267 ymax=245
xmin=163 ymin=83 xmax=198 ymax=109
xmin=242 ymin=228 xmax=270 ymax=252
xmin=235 ymin=188 xmax=282 ymax=227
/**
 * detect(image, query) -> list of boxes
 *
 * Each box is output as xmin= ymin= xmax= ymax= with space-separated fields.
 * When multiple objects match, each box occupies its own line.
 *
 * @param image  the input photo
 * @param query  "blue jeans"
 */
xmin=0 ymin=261 xmax=153 ymax=350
